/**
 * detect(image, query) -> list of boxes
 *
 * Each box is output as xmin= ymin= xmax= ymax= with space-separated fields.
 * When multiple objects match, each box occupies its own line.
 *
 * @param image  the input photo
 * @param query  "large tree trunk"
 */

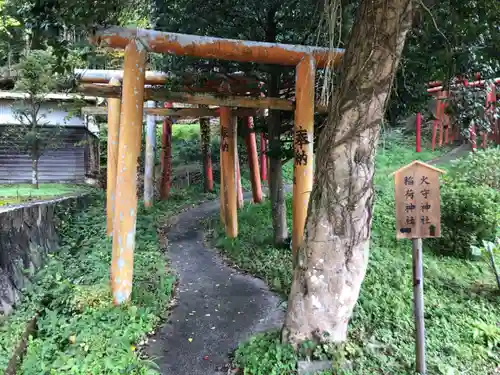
xmin=283 ymin=0 xmax=413 ymax=347
xmin=200 ymin=117 xmax=213 ymax=192
xmin=268 ymin=71 xmax=289 ymax=246
xmin=268 ymin=111 xmax=288 ymax=246
xmin=264 ymin=9 xmax=288 ymax=246
xmin=32 ymin=157 xmax=39 ymax=189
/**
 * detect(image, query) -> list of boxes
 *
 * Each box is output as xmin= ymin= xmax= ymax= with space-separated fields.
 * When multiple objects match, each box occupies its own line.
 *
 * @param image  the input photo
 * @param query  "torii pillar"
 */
xmin=106 ymin=77 xmax=121 ymax=236
xmin=110 ymin=40 xmax=147 ymax=305
xmin=235 ymin=129 xmax=244 ymax=209
xmin=220 ymin=107 xmax=238 ymax=238
xmin=144 ymin=101 xmax=156 ymax=207
xmin=160 ymin=107 xmax=173 ymax=200
xmin=260 ymin=133 xmax=268 ymax=183
xmin=292 ymin=55 xmax=316 ymax=260
xmin=244 ymin=116 xmax=262 ymax=203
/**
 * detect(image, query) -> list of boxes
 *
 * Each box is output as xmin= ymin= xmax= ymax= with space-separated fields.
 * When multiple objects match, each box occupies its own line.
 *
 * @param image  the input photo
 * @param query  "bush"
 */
xmin=448 ymin=147 xmax=500 ymax=190
xmin=428 ymin=181 xmax=499 ymax=258
xmin=233 ymin=331 xmax=297 ymax=375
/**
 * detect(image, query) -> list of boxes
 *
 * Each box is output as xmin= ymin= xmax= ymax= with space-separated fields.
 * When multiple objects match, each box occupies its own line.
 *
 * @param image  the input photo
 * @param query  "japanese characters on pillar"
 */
xmin=221 ymin=124 xmax=229 ymax=153
xmin=393 ymin=161 xmax=445 ymax=239
xmin=294 ymin=126 xmax=310 ymax=171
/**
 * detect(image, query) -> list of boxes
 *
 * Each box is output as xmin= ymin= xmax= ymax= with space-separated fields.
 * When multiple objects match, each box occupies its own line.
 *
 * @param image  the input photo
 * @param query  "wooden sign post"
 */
xmin=392 ymin=160 xmax=445 ymax=375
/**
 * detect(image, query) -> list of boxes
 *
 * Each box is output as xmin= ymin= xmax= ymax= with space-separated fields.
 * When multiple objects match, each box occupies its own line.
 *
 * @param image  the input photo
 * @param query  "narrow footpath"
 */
xmin=145 ymin=197 xmax=285 ymax=375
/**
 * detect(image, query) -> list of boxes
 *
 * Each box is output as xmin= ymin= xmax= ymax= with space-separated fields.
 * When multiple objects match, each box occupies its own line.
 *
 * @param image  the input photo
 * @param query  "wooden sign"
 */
xmin=392 ymin=161 xmax=445 ymax=240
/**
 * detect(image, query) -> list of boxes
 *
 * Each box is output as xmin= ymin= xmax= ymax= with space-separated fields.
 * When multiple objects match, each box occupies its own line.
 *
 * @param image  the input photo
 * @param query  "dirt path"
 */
xmin=145 ymin=196 xmax=284 ymax=375
xmin=427 ymin=143 xmax=471 ymax=165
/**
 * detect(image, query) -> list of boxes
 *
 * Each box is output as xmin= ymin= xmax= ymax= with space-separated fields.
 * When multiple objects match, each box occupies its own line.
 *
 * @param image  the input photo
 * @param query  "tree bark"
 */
xmin=200 ymin=117 xmax=213 ymax=192
xmin=268 ymin=70 xmax=289 ymax=246
xmin=160 ymin=116 xmax=173 ymax=200
xmin=283 ymin=0 xmax=413 ymax=347
xmin=31 ymin=158 xmax=39 ymax=189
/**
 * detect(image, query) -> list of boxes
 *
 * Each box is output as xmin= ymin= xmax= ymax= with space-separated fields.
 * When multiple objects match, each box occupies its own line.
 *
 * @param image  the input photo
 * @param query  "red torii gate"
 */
xmin=423 ymin=77 xmax=499 ymax=152
xmin=89 ymin=27 xmax=344 ymax=304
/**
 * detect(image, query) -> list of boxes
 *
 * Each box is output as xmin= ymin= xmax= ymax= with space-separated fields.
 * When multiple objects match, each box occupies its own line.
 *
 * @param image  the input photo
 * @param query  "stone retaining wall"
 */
xmin=0 ymin=195 xmax=90 ymax=316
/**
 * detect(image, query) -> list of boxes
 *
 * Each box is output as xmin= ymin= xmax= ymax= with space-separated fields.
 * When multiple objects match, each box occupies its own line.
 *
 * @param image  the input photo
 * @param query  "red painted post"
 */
xmin=431 ymin=92 xmax=440 ymax=151
xmin=236 ymin=150 xmax=244 ymax=209
xmin=470 ymin=122 xmax=477 ymax=152
xmin=160 ymin=106 xmax=173 ymax=200
xmin=438 ymin=92 xmax=446 ymax=147
xmin=260 ymin=133 xmax=268 ymax=183
xmin=443 ymin=95 xmax=450 ymax=145
xmin=244 ymin=116 xmax=262 ymax=203
xmin=480 ymin=132 xmax=487 ymax=149
xmin=416 ymin=112 xmax=422 ymax=153
xmin=486 ymin=83 xmax=497 ymax=145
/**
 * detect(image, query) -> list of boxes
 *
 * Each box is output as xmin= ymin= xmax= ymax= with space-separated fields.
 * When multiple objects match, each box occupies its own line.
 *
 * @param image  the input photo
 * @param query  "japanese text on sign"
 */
xmin=393 ymin=161 xmax=444 ymax=239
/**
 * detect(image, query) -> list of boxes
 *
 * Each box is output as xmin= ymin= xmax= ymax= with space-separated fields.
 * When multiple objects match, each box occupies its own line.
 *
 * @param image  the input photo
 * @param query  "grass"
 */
xmin=0 ymin=183 xmax=93 ymax=207
xmin=172 ymin=123 xmax=201 ymax=139
xmin=0 ymin=184 xmax=217 ymax=374
xmin=215 ymin=132 xmax=500 ymax=375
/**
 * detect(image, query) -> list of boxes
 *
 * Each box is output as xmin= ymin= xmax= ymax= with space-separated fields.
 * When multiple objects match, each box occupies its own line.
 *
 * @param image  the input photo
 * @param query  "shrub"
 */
xmin=471 ymin=239 xmax=500 ymax=290
xmin=428 ymin=180 xmax=499 ymax=258
xmin=233 ymin=331 xmax=297 ymax=375
xmin=448 ymin=147 xmax=500 ymax=190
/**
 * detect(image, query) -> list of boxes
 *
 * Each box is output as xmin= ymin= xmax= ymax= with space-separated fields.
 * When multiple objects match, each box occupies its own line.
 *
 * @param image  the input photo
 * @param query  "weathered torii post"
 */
xmin=244 ymin=117 xmax=262 ymax=203
xmin=110 ymin=40 xmax=147 ymax=305
xmin=292 ymin=56 xmax=316 ymax=257
xmin=91 ymin=27 xmax=343 ymax=304
xmin=106 ymin=77 xmax=121 ymax=236
xmin=144 ymin=101 xmax=156 ymax=207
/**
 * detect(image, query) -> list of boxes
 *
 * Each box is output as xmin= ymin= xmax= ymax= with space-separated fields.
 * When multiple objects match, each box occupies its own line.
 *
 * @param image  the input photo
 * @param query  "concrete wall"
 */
xmin=0 ymin=195 xmax=89 ymax=316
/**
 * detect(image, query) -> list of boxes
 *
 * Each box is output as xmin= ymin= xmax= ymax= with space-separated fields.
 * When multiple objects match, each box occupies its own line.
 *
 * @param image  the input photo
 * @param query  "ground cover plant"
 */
xmin=0 ymin=183 xmax=93 ymax=207
xmin=215 ymin=133 xmax=500 ymax=375
xmin=0 ymin=185 xmax=216 ymax=374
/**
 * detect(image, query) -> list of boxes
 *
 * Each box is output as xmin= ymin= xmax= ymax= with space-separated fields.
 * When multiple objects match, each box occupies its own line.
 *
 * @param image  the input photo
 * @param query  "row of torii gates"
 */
xmin=80 ymin=27 xmax=344 ymax=304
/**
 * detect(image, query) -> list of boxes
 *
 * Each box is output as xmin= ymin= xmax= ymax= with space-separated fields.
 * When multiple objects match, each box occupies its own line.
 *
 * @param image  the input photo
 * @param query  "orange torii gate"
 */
xmin=78 ymin=68 xmax=262 ymax=215
xmin=89 ymin=27 xmax=344 ymax=304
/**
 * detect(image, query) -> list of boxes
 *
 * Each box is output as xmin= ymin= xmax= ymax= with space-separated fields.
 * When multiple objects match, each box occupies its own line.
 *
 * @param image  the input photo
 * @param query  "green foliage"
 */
xmin=447 ymin=147 xmax=500 ymax=190
xmin=0 ymin=183 xmax=92 ymax=198
xmin=0 ymin=49 xmax=83 ymax=186
xmin=446 ymin=80 xmax=500 ymax=137
xmin=233 ymin=331 xmax=297 ymax=375
xmin=14 ymin=49 xmax=60 ymax=94
xmin=217 ymin=133 xmax=500 ymax=374
xmin=390 ymin=0 xmax=500 ymax=121
xmin=0 ymin=183 xmax=95 ymax=206
xmin=471 ymin=239 xmax=500 ymax=290
xmin=215 ymin=199 xmax=292 ymax=295
xmin=430 ymin=181 xmax=499 ymax=258
xmin=0 ymin=185 xmax=215 ymax=374
xmin=427 ymin=148 xmax=500 ymax=258
xmin=1 ymin=51 xmax=62 ymax=168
